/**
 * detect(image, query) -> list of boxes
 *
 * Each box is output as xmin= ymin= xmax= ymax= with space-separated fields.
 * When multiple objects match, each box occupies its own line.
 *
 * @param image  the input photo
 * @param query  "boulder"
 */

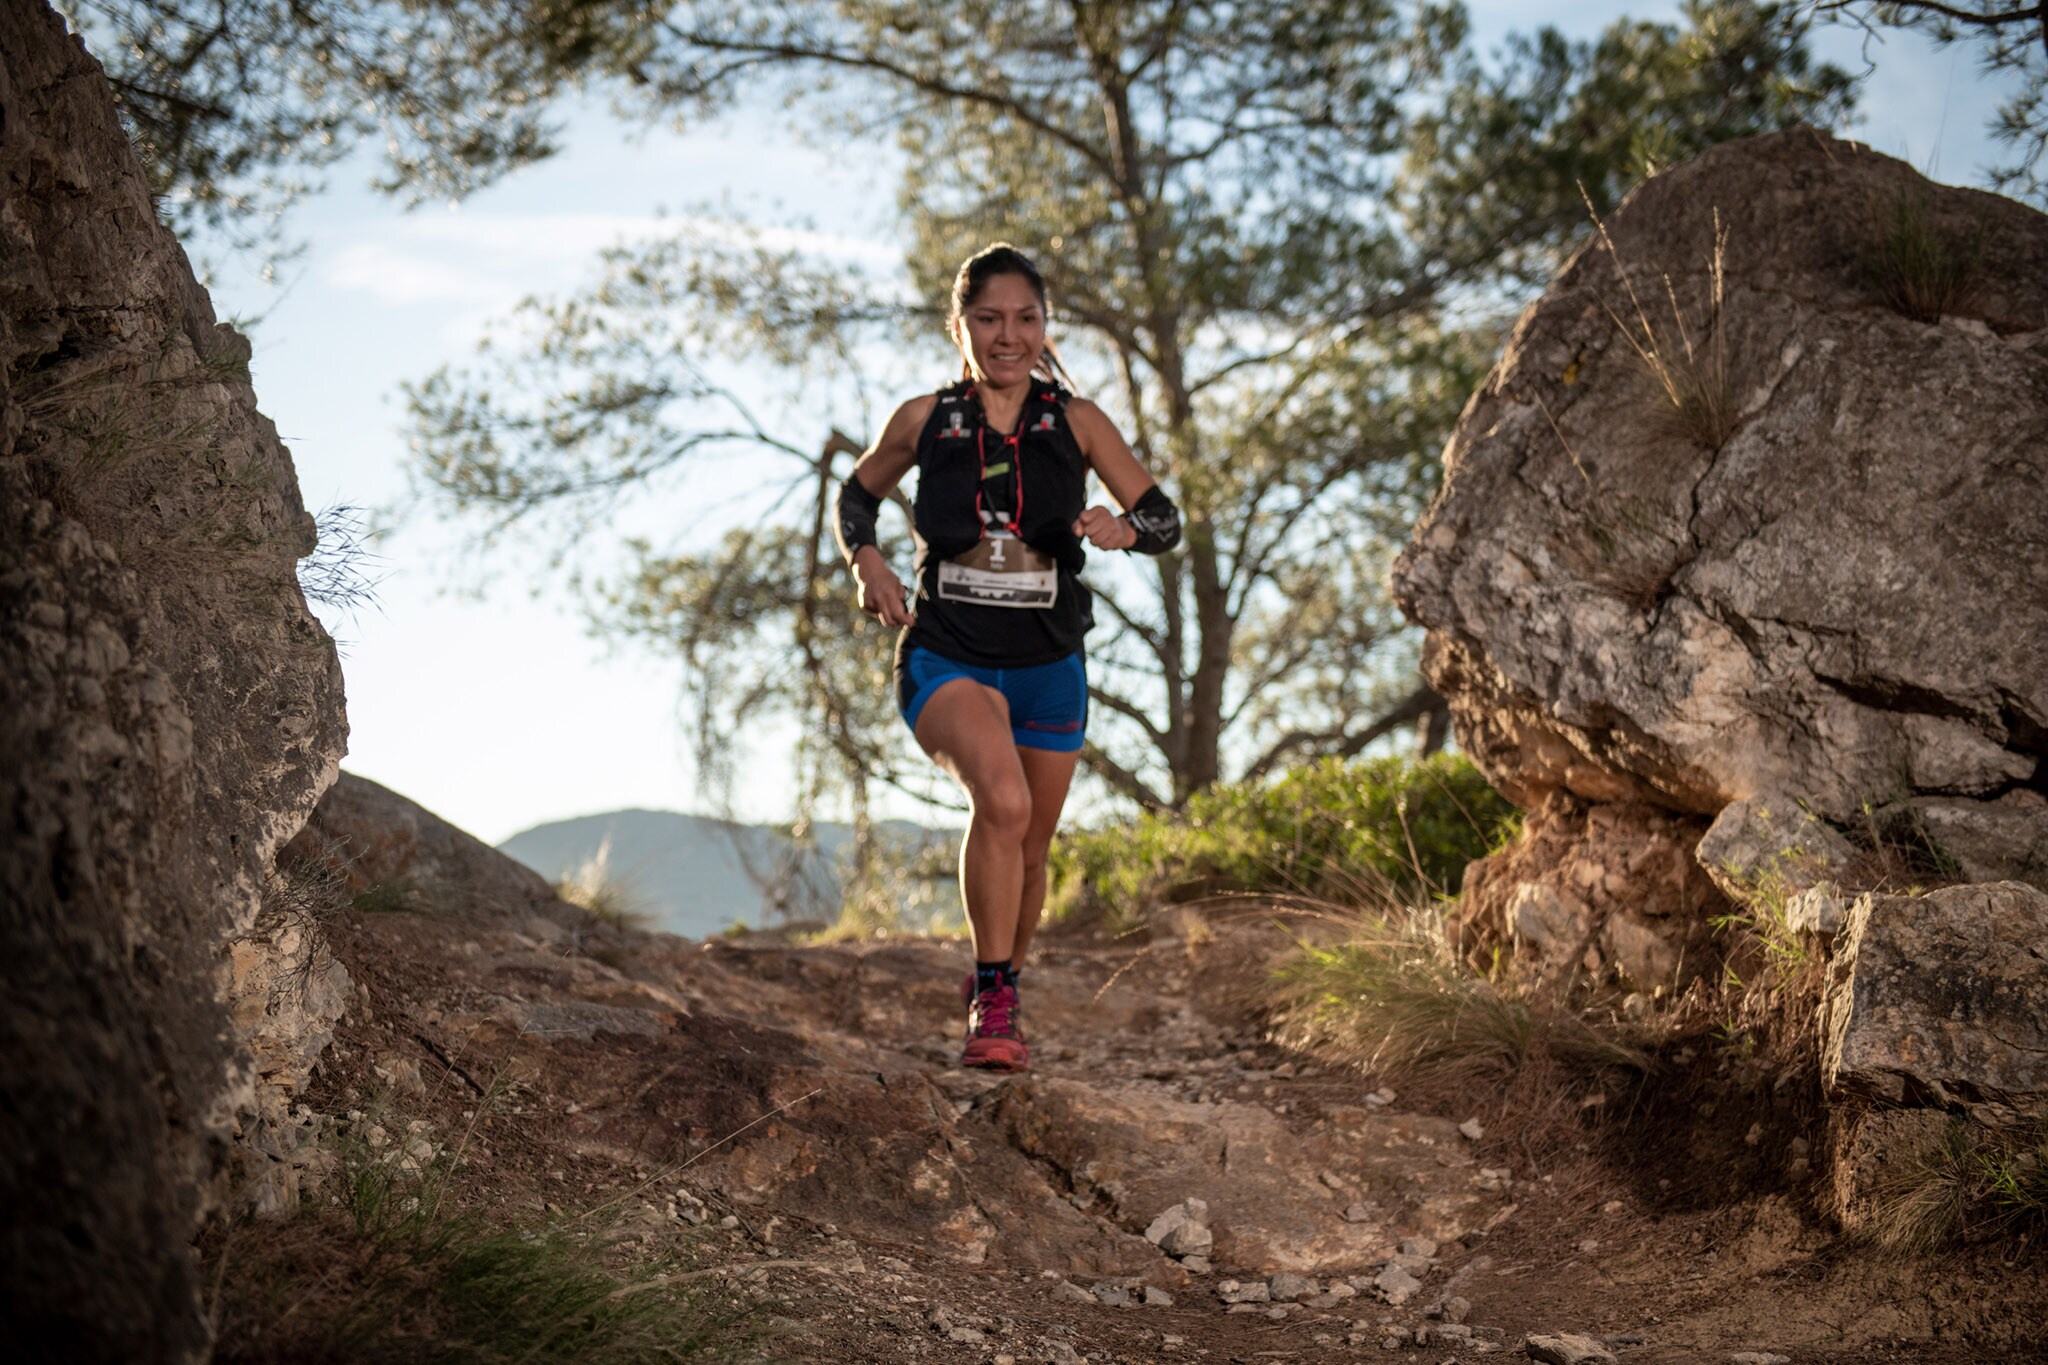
xmin=0 ymin=3 xmax=346 ymax=1354
xmin=281 ymin=770 xmax=570 ymax=926
xmin=1822 ymin=882 xmax=2048 ymax=1125
xmin=1394 ymin=129 xmax=2048 ymax=977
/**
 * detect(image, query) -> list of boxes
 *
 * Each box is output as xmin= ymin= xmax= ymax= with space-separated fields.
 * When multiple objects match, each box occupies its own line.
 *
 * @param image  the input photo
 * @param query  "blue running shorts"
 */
xmin=896 ymin=645 xmax=1088 ymax=752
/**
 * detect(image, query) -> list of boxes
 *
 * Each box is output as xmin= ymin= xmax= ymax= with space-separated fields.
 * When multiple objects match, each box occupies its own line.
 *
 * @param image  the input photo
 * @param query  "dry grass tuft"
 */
xmin=1268 ymin=898 xmax=1647 ymax=1085
xmin=554 ymin=837 xmax=654 ymax=931
xmin=1585 ymin=193 xmax=1738 ymax=451
xmin=1863 ymin=1117 xmax=2048 ymax=1253
xmin=1866 ymin=185 xmax=1982 ymax=325
xmin=204 ymin=1092 xmax=751 ymax=1363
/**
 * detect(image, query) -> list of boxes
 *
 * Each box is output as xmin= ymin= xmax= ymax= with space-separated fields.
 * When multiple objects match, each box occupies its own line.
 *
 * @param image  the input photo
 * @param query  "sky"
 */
xmin=189 ymin=2 xmax=2017 ymax=847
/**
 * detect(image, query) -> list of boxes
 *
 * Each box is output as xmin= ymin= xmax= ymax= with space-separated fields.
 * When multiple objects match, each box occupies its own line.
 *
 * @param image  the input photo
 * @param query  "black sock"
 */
xmin=976 ymin=960 xmax=1011 ymax=995
xmin=1002 ymin=963 xmax=1020 ymax=989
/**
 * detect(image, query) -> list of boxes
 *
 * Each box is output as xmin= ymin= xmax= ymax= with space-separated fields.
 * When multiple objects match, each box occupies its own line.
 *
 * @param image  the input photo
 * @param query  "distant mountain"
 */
xmin=497 ymin=809 xmax=953 ymax=940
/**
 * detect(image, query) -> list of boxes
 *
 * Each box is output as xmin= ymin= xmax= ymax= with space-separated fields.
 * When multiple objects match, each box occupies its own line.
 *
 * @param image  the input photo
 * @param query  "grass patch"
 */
xmin=1585 ymin=193 xmax=1737 ymax=450
xmin=555 ymin=837 xmax=655 ymax=931
xmin=205 ymin=1102 xmax=751 ymax=1363
xmin=1865 ymin=185 xmax=1983 ymax=325
xmin=1269 ymin=901 xmax=1646 ymax=1084
xmin=1050 ymin=753 xmax=1516 ymax=933
xmin=1864 ymin=1117 xmax=2048 ymax=1253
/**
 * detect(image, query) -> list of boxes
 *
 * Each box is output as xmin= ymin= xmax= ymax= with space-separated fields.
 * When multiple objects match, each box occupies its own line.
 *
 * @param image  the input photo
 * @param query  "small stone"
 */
xmin=1440 ymin=1295 xmax=1471 ymax=1324
xmin=1525 ymin=1332 xmax=1618 ymax=1365
xmin=1388 ymin=1251 xmax=1431 ymax=1276
xmin=1576 ymin=1238 xmax=1600 ymax=1253
xmin=1274 ymin=1061 xmax=1297 ymax=1078
xmin=1343 ymin=1202 xmax=1374 ymax=1223
xmin=1380 ymin=1334 xmax=1406 ymax=1350
xmin=1729 ymin=1354 xmax=1790 ymax=1365
xmin=1144 ymin=1285 xmax=1174 ymax=1307
xmin=1265 ymin=1305 xmax=1291 ymax=1320
xmin=1374 ymin=1264 xmax=1422 ymax=1306
xmin=994 ymin=1356 xmax=1016 ymax=1365
xmin=1049 ymin=1280 xmax=1095 ymax=1306
xmin=1365 ymin=1086 xmax=1397 ymax=1107
xmin=1438 ymin=1324 xmax=1473 ymax=1341
xmin=1217 ymin=1279 xmax=1270 ymax=1304
xmin=1180 ymin=1255 xmax=1213 ymax=1274
xmin=1459 ymin=1118 xmax=1485 ymax=1140
xmin=1399 ymin=1236 xmax=1438 ymax=1259
xmin=718 ymin=1215 xmax=740 ymax=1230
xmin=1601 ymin=1200 xmax=1624 ymax=1214
xmin=877 ymin=1255 xmax=912 ymax=1274
xmin=946 ymin=1326 xmax=985 ymax=1344
xmin=1226 ymin=1303 xmax=1269 ymax=1315
xmin=1268 ymin=1272 xmax=1317 ymax=1301
xmin=1091 ymin=1282 xmax=1134 ymax=1308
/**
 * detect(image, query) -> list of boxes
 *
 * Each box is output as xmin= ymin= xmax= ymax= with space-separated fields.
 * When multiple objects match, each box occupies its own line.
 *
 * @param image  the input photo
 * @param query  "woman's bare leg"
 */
xmin=914 ymin=678 xmax=1034 ymax=962
xmin=1010 ymin=745 xmax=1080 ymax=968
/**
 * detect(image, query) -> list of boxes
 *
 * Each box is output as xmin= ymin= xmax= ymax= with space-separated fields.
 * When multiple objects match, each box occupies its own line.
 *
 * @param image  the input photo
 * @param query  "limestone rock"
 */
xmin=1696 ymin=796 xmax=1858 ymax=902
xmin=1822 ymin=882 xmax=2048 ymax=1124
xmin=1394 ymin=129 xmax=2048 ymax=973
xmin=1525 ymin=1332 xmax=1618 ymax=1365
xmin=0 ymin=3 xmax=346 ymax=1356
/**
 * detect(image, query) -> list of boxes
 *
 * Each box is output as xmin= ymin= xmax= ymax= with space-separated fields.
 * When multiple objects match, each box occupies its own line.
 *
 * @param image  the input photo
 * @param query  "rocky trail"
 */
xmin=260 ymin=885 xmax=2047 ymax=1365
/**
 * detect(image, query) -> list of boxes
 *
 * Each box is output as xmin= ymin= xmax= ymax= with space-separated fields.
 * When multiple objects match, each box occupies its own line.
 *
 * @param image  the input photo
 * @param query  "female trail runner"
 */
xmin=832 ymin=243 xmax=1181 ymax=1071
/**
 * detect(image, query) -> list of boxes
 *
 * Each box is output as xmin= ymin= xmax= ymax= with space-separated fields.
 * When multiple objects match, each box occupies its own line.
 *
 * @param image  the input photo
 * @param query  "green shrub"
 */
xmin=1049 ymin=752 xmax=1516 ymax=923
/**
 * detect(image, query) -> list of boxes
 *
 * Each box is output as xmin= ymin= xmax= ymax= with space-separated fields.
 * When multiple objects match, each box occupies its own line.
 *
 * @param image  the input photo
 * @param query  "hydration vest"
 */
xmin=911 ymin=378 xmax=1088 ymax=576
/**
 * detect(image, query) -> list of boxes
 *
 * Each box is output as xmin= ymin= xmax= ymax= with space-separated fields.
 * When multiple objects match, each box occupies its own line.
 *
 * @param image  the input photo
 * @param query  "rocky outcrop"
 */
xmin=1822 ymin=882 xmax=2048 ymax=1127
xmin=282 ymin=770 xmax=570 ymax=926
xmin=1393 ymin=129 xmax=2048 ymax=982
xmin=0 ymin=3 xmax=346 ymax=1357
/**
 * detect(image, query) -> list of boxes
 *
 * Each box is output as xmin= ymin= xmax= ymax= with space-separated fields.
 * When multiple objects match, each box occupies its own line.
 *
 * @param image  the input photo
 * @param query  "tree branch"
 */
xmin=1241 ymin=682 xmax=1439 ymax=783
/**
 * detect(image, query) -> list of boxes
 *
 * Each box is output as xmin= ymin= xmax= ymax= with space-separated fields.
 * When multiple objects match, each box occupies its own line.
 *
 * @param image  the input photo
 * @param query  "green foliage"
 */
xmin=1269 ymin=903 xmax=1645 ymax=1083
xmin=1049 ymin=753 xmax=1516 ymax=921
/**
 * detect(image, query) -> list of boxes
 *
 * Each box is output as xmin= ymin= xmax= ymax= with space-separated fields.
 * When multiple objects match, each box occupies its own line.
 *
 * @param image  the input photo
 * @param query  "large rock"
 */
xmin=0 ymin=5 xmax=346 ymax=1357
xmin=1393 ymin=129 xmax=2048 ymax=977
xmin=282 ymin=771 xmax=569 ymax=926
xmin=1822 ymin=882 xmax=2048 ymax=1126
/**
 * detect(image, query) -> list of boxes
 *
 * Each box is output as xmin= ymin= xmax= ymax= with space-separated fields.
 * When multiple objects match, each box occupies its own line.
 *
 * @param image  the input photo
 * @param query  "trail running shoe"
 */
xmin=962 ymin=983 xmax=1029 ymax=1071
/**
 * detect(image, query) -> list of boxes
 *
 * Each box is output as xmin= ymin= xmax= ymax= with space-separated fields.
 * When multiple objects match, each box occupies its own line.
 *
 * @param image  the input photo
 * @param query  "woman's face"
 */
xmin=953 ymin=272 xmax=1046 ymax=389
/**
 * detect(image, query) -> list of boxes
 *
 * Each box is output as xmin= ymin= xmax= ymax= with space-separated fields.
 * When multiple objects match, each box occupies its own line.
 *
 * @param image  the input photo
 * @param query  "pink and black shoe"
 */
xmin=962 ymin=983 xmax=1029 ymax=1072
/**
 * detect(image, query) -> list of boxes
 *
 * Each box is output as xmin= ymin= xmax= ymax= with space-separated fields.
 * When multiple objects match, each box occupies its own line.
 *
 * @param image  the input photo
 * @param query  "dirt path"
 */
xmin=298 ymin=903 xmax=2048 ymax=1364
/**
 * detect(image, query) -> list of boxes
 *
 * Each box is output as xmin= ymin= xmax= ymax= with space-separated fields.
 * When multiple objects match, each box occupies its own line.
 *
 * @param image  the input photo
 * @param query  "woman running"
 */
xmin=832 ymin=243 xmax=1181 ymax=1071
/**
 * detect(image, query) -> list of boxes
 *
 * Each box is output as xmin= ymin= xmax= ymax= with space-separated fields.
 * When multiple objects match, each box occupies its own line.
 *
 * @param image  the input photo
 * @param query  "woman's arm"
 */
xmin=1066 ymin=397 xmax=1181 ymax=555
xmin=837 ymin=395 xmax=934 ymax=629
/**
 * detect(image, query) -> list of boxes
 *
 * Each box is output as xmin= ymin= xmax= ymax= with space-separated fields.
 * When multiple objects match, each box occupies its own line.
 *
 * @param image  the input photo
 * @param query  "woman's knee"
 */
xmin=972 ymin=777 xmax=1034 ymax=839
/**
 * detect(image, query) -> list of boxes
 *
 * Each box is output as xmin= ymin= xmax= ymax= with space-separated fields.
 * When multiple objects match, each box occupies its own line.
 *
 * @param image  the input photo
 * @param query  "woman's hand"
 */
xmin=1073 ymin=504 xmax=1137 ymax=551
xmin=852 ymin=547 xmax=917 ymax=627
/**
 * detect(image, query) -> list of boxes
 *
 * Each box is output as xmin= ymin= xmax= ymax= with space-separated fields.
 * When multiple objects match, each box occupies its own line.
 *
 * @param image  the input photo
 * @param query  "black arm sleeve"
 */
xmin=834 ymin=474 xmax=883 ymax=567
xmin=1121 ymin=485 xmax=1181 ymax=555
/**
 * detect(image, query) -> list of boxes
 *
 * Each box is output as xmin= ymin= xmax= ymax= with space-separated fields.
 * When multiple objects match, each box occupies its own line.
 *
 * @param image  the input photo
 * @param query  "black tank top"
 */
xmin=903 ymin=379 xmax=1093 ymax=668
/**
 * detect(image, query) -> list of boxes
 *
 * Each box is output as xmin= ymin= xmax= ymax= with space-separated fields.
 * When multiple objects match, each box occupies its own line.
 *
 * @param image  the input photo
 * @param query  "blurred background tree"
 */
xmin=64 ymin=0 xmax=1859 ymax=827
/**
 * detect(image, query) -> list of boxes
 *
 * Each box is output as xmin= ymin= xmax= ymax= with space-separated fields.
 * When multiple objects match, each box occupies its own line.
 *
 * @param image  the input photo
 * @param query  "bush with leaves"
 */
xmin=1049 ymin=752 xmax=1517 ymax=923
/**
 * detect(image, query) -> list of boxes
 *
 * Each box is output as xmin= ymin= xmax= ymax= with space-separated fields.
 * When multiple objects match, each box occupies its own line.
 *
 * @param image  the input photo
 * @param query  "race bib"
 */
xmin=936 ymin=531 xmax=1058 ymax=608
